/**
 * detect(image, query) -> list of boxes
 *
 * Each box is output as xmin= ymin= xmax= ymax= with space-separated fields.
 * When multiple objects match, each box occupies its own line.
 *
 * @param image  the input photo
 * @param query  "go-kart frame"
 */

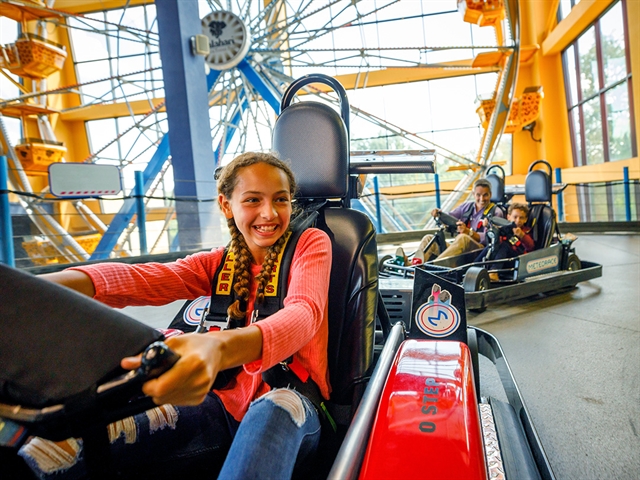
xmin=379 ymin=211 xmax=603 ymax=312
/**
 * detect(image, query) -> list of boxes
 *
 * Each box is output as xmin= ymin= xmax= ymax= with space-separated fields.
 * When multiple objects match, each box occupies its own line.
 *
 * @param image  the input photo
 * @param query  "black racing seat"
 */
xmin=485 ymin=165 xmax=509 ymax=216
xmin=525 ymin=160 xmax=558 ymax=250
xmin=273 ymin=74 xmax=377 ymax=417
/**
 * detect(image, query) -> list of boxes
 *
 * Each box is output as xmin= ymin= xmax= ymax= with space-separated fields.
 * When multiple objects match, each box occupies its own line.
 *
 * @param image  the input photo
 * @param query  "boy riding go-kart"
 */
xmin=379 ymin=161 xmax=602 ymax=311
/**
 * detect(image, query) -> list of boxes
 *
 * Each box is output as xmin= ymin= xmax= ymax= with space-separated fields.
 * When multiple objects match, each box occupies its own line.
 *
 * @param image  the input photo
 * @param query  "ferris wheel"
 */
xmin=0 ymin=0 xmax=523 ymax=263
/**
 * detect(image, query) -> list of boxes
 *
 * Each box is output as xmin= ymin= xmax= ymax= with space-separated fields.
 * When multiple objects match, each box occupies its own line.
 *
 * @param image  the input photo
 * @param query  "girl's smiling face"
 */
xmin=219 ymin=162 xmax=292 ymax=264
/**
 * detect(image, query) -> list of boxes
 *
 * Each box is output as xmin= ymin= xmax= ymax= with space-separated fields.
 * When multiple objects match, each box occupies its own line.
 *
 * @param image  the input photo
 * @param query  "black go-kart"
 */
xmin=1 ymin=75 xmax=559 ymax=480
xmin=379 ymin=161 xmax=603 ymax=312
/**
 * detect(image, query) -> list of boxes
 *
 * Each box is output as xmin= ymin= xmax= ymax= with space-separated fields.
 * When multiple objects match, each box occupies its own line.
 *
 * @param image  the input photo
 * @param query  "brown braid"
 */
xmin=254 ymin=230 xmax=290 ymax=304
xmin=217 ymin=152 xmax=298 ymax=322
xmin=226 ymin=218 xmax=253 ymax=321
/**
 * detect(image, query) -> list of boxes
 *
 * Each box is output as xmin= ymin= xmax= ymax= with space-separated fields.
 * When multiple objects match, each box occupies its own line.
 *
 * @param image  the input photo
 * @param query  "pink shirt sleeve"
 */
xmin=69 ymin=247 xmax=226 ymax=309
xmin=245 ymin=228 xmax=332 ymax=373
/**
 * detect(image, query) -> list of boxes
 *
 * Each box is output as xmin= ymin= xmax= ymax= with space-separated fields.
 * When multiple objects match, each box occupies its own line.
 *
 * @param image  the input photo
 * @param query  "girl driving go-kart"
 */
xmin=14 ymin=152 xmax=333 ymax=480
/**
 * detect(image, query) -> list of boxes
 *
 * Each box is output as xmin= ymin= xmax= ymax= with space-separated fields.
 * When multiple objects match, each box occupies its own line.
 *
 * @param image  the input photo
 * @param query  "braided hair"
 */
xmin=217 ymin=152 xmax=298 ymax=322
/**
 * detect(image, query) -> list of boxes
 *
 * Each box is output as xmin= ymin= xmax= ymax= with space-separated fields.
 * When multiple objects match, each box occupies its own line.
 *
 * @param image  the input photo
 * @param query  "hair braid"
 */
xmin=227 ymin=218 xmax=253 ymax=321
xmin=254 ymin=230 xmax=289 ymax=304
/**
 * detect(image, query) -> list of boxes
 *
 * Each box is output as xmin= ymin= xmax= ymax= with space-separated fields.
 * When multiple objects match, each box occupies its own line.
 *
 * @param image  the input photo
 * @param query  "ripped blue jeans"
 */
xmin=18 ymin=389 xmax=321 ymax=480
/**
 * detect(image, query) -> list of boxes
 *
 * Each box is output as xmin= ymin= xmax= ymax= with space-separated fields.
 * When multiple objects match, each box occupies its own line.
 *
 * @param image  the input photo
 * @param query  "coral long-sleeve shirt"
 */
xmin=71 ymin=228 xmax=332 ymax=421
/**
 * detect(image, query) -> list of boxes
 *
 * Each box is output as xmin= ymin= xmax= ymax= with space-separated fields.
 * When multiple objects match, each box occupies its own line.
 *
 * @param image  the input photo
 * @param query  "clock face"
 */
xmin=201 ymin=10 xmax=250 ymax=71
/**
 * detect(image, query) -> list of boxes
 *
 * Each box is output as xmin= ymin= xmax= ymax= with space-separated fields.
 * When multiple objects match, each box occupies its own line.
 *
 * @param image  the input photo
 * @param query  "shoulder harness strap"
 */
xmin=203 ymin=204 xmax=322 ymax=330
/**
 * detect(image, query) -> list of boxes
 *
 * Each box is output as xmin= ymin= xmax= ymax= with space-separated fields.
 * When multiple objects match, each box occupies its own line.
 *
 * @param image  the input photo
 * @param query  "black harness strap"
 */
xmin=459 ymin=201 xmax=497 ymax=232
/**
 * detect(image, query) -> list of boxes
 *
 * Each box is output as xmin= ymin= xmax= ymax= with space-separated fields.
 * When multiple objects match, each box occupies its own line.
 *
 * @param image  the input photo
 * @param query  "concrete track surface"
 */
xmin=124 ymin=233 xmax=640 ymax=480
xmin=468 ymin=234 xmax=640 ymax=480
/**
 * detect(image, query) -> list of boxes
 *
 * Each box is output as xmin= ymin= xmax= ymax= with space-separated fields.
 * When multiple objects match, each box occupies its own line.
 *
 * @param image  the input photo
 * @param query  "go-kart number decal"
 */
xmin=420 ymin=377 xmax=439 ymax=433
xmin=526 ymin=255 xmax=559 ymax=274
xmin=183 ymin=296 xmax=210 ymax=325
xmin=414 ymin=284 xmax=461 ymax=338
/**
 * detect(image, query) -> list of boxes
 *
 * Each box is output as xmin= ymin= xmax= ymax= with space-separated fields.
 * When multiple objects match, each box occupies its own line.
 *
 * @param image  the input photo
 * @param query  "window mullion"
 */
xmin=620 ymin=0 xmax=638 ymax=157
xmin=595 ymin=17 xmax=611 ymax=163
xmin=578 ymin=104 xmax=588 ymax=166
xmin=572 ymin=42 xmax=588 ymax=166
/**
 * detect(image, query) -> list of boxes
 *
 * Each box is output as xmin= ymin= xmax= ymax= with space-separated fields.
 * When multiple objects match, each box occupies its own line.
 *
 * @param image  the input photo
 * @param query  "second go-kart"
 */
xmin=379 ymin=161 xmax=602 ymax=312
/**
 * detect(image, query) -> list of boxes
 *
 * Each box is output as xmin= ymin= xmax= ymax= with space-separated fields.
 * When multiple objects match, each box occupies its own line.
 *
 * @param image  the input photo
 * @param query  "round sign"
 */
xmin=414 ymin=301 xmax=461 ymax=338
xmin=183 ymin=296 xmax=211 ymax=325
xmin=201 ymin=10 xmax=251 ymax=71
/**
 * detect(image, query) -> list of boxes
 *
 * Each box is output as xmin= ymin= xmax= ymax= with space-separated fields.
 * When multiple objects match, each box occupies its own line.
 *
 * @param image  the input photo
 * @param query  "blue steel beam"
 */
xmin=156 ymin=0 xmax=220 ymax=251
xmin=214 ymin=94 xmax=248 ymax=166
xmin=90 ymin=135 xmax=171 ymax=259
xmin=237 ymin=58 xmax=281 ymax=114
xmin=207 ymin=69 xmax=221 ymax=90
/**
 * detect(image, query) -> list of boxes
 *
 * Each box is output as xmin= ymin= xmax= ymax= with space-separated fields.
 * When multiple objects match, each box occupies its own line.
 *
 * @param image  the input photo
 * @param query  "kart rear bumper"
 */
xmin=465 ymin=261 xmax=602 ymax=310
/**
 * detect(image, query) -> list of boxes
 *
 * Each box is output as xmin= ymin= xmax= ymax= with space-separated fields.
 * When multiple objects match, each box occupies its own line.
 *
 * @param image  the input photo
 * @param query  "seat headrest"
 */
xmin=525 ymin=169 xmax=552 ymax=203
xmin=273 ymin=101 xmax=349 ymax=200
xmin=485 ymin=173 xmax=505 ymax=203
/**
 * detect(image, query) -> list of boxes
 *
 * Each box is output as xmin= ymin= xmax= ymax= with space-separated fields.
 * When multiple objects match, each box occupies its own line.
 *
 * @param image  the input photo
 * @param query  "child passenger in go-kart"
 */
xmin=416 ymin=178 xmax=504 ymax=262
xmin=17 ymin=152 xmax=332 ymax=480
xmin=474 ymin=203 xmax=535 ymax=278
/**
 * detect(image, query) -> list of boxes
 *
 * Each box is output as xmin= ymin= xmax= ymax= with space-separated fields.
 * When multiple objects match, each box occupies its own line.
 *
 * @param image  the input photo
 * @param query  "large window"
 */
xmin=562 ymin=0 xmax=636 ymax=166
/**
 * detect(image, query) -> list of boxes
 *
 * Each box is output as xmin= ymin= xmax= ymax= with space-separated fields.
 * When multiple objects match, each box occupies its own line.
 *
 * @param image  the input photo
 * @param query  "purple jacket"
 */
xmin=449 ymin=201 xmax=503 ymax=245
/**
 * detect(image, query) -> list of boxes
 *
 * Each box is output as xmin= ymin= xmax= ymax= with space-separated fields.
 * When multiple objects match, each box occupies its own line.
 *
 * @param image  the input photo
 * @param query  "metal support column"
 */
xmin=134 ymin=171 xmax=148 ymax=255
xmin=555 ymin=168 xmax=564 ymax=222
xmin=623 ymin=166 xmax=631 ymax=222
xmin=0 ymin=156 xmax=15 ymax=266
xmin=434 ymin=173 xmax=441 ymax=209
xmin=156 ymin=0 xmax=221 ymax=250
xmin=373 ymin=176 xmax=382 ymax=233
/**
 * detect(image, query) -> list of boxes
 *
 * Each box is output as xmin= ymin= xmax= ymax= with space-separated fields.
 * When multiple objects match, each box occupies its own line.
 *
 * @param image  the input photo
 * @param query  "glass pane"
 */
xmin=424 ymin=12 xmax=473 ymax=63
xmin=583 ymin=97 xmax=604 ymax=164
xmin=600 ymin=1 xmax=627 ymax=87
xmin=491 ymin=134 xmax=512 ymax=175
xmin=588 ymin=183 xmax=609 ymax=221
xmin=564 ymin=45 xmax=579 ymax=106
xmin=1 ymin=18 xmax=20 ymax=100
xmin=429 ymin=76 xmax=480 ymax=130
xmin=68 ymin=14 xmax=110 ymax=63
xmin=559 ymin=0 xmax=573 ymax=21
xmin=87 ymin=119 xmax=119 ymax=160
xmin=606 ymin=81 xmax=632 ymax=161
xmin=611 ymin=183 xmax=627 ymax=221
xmin=578 ymin=27 xmax=598 ymax=99
xmin=475 ymin=72 xmax=498 ymax=97
xmin=633 ymin=181 xmax=639 ymax=221
xmin=570 ymin=107 xmax=583 ymax=165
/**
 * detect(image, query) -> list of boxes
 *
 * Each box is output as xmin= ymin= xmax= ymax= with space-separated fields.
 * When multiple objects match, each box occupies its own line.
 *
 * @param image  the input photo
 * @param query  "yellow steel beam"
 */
xmin=51 ymin=0 xmax=152 ymax=15
xmin=57 ymin=61 xmax=500 ymax=122
xmin=327 ymin=61 xmax=501 ymax=92
xmin=59 ymin=98 xmax=166 ymax=121
xmin=541 ymin=0 xmax=615 ymax=56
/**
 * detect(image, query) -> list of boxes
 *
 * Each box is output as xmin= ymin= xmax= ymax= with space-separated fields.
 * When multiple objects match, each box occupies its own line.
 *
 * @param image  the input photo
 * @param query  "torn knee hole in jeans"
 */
xmin=20 ymin=437 xmax=81 ymax=474
xmin=19 ymin=405 xmax=179 ymax=474
xmin=263 ymin=389 xmax=306 ymax=427
xmin=146 ymin=404 xmax=179 ymax=434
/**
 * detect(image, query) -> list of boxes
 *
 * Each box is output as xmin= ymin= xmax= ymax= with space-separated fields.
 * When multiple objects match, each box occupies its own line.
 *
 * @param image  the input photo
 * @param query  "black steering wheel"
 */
xmin=435 ymin=210 xmax=459 ymax=236
xmin=489 ymin=215 xmax=512 ymax=228
xmin=435 ymin=210 xmax=458 ymax=227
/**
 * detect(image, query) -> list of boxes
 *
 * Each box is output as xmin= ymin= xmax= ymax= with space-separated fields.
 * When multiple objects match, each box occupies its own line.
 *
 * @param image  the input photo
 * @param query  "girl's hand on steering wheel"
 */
xmin=122 ymin=334 xmax=223 ymax=406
